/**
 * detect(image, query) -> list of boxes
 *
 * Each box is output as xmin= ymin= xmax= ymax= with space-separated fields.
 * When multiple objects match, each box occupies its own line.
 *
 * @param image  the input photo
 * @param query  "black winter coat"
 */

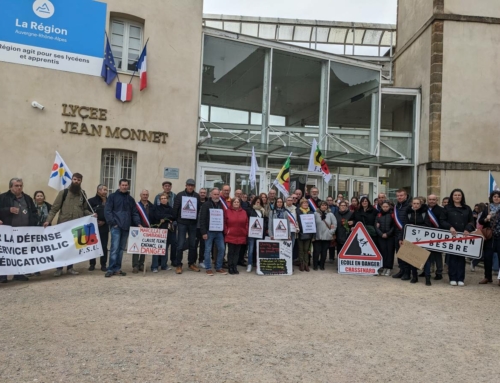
xmin=394 ymin=197 xmax=411 ymax=240
xmin=0 ymin=191 xmax=38 ymax=226
xmin=406 ymin=205 xmax=432 ymax=227
xmin=88 ymin=194 xmax=108 ymax=230
xmin=334 ymin=209 xmax=353 ymax=244
xmin=199 ymin=199 xmax=224 ymax=236
xmin=104 ymin=190 xmax=141 ymax=230
xmin=376 ymin=210 xmax=395 ymax=237
xmin=173 ymin=189 xmax=201 ymax=225
xmin=440 ymin=204 xmax=475 ymax=233
xmin=151 ymin=203 xmax=175 ymax=229
xmin=353 ymin=208 xmax=377 ymax=227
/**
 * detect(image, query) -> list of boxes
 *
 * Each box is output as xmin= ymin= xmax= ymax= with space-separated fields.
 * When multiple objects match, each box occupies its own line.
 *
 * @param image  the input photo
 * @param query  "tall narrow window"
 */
xmin=101 ymin=150 xmax=137 ymax=196
xmin=110 ymin=19 xmax=144 ymax=72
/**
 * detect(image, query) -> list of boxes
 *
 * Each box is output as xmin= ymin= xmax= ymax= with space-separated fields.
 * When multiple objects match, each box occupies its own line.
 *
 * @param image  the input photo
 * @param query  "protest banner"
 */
xmin=338 ymin=222 xmax=382 ymax=275
xmin=272 ymin=218 xmax=289 ymax=240
xmin=0 ymin=216 xmax=103 ymax=275
xmin=256 ymin=240 xmax=293 ymax=276
xmin=248 ymin=217 xmax=264 ymax=238
xmin=300 ymin=214 xmax=316 ymax=234
xmin=404 ymin=224 xmax=483 ymax=259
xmin=397 ymin=240 xmax=431 ymax=269
xmin=127 ymin=227 xmax=168 ymax=255
xmin=209 ymin=209 xmax=224 ymax=231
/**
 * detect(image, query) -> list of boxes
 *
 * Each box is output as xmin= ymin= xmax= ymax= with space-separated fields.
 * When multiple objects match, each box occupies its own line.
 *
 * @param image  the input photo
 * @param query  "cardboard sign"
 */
xmin=404 ymin=224 xmax=483 ymax=259
xmin=127 ymin=227 xmax=168 ymax=255
xmin=256 ymin=240 xmax=293 ymax=276
xmin=209 ymin=209 xmax=224 ymax=231
xmin=338 ymin=222 xmax=382 ymax=275
xmin=181 ymin=196 xmax=197 ymax=220
xmin=397 ymin=240 xmax=431 ymax=269
xmin=273 ymin=218 xmax=289 ymax=240
xmin=300 ymin=214 xmax=316 ymax=234
xmin=248 ymin=217 xmax=264 ymax=238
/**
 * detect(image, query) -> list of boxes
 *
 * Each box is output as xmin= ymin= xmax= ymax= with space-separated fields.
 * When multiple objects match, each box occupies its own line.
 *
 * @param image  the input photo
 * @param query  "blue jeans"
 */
xmin=176 ymin=223 xmax=197 ymax=266
xmin=108 ymin=227 xmax=129 ymax=273
xmin=247 ymin=237 xmax=257 ymax=266
xmin=204 ymin=231 xmax=225 ymax=270
xmin=152 ymin=233 xmax=176 ymax=270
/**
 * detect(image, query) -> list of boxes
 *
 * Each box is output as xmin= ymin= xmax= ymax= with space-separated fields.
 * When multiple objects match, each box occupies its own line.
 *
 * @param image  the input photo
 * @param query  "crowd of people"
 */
xmin=0 ymin=175 xmax=498 ymax=288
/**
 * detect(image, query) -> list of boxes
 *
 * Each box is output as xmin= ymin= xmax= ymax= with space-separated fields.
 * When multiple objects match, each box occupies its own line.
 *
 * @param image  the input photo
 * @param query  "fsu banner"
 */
xmin=0 ymin=216 xmax=103 ymax=275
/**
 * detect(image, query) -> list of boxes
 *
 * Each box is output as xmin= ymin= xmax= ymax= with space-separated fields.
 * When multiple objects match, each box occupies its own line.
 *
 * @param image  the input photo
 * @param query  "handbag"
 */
xmin=480 ymin=206 xmax=493 ymax=240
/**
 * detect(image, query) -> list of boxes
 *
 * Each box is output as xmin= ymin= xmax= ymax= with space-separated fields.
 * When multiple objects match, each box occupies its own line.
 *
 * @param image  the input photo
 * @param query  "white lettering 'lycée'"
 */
xmin=15 ymin=19 xmax=68 ymax=36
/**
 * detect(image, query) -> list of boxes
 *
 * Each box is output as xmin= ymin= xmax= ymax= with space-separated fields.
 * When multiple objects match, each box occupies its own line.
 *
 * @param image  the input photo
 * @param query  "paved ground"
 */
xmin=1 ymin=256 xmax=500 ymax=383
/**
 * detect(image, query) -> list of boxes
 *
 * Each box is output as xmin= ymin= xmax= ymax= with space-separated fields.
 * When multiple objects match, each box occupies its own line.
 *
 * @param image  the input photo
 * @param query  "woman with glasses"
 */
xmin=151 ymin=193 xmax=176 ymax=273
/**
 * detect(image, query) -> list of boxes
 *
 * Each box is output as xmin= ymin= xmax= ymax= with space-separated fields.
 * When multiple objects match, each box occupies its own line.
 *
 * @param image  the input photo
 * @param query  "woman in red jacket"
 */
xmin=224 ymin=198 xmax=249 ymax=275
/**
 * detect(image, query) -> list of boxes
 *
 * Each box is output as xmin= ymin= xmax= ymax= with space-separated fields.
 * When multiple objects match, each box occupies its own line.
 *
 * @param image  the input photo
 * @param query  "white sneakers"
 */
xmin=152 ymin=268 xmax=158 ymax=273
xmin=450 ymin=281 xmax=458 ymax=286
xmin=199 ymin=263 xmax=206 ymax=269
xmin=450 ymin=281 xmax=465 ymax=286
xmin=458 ymin=281 xmax=465 ymax=286
xmin=384 ymin=269 xmax=391 ymax=277
xmin=246 ymin=265 xmax=252 ymax=273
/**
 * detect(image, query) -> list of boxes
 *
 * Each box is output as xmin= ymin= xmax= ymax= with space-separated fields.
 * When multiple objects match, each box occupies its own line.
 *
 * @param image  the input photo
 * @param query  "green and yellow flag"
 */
xmin=273 ymin=155 xmax=291 ymax=197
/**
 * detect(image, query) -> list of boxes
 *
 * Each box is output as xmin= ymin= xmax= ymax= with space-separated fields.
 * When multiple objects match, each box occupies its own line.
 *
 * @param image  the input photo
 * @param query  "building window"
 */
xmin=110 ymin=19 xmax=143 ymax=73
xmin=101 ymin=150 xmax=137 ymax=196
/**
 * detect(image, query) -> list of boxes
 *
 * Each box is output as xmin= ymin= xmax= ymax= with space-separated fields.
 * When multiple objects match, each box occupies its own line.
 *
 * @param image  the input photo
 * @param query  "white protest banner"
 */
xmin=248 ymin=217 xmax=264 ymax=238
xmin=209 ymin=209 xmax=224 ymax=231
xmin=273 ymin=218 xmax=289 ymax=240
xmin=404 ymin=224 xmax=483 ymax=259
xmin=256 ymin=240 xmax=293 ymax=276
xmin=0 ymin=216 xmax=103 ymax=275
xmin=300 ymin=214 xmax=316 ymax=234
xmin=181 ymin=196 xmax=197 ymax=219
xmin=127 ymin=227 xmax=168 ymax=255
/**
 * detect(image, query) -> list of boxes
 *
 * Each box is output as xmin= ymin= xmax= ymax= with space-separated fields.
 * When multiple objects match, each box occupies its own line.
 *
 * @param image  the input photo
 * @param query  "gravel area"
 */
xmin=1 ymin=255 xmax=499 ymax=383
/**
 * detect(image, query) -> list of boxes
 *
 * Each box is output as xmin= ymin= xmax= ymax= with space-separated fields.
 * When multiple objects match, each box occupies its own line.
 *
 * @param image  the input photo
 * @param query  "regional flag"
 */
xmin=308 ymin=138 xmax=332 ymax=183
xmin=116 ymin=82 xmax=133 ymax=102
xmin=48 ymin=151 xmax=73 ymax=192
xmin=489 ymin=171 xmax=499 ymax=194
xmin=273 ymin=155 xmax=291 ymax=198
xmin=136 ymin=43 xmax=148 ymax=91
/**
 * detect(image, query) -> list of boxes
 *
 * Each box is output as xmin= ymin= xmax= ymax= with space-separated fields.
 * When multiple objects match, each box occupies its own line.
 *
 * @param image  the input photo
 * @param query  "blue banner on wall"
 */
xmin=0 ymin=0 xmax=107 ymax=76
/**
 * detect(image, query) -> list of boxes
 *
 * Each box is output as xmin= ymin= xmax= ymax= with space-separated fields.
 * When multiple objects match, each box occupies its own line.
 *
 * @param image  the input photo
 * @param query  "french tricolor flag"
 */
xmin=116 ymin=82 xmax=132 ymax=102
xmin=137 ymin=43 xmax=147 ymax=91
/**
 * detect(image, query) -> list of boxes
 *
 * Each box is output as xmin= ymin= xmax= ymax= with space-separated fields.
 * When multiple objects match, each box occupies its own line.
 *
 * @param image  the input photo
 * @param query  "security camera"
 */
xmin=31 ymin=101 xmax=44 ymax=110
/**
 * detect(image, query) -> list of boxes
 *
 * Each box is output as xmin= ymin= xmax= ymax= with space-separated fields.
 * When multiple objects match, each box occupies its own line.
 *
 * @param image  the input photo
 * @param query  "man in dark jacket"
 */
xmin=88 ymin=184 xmax=109 ymax=272
xmin=199 ymin=188 xmax=226 ymax=275
xmin=132 ymin=190 xmax=155 ymax=273
xmin=104 ymin=179 xmax=141 ymax=278
xmin=392 ymin=189 xmax=411 ymax=280
xmin=427 ymin=194 xmax=444 ymax=280
xmin=0 ymin=178 xmax=38 ymax=282
xmin=172 ymin=178 xmax=201 ymax=274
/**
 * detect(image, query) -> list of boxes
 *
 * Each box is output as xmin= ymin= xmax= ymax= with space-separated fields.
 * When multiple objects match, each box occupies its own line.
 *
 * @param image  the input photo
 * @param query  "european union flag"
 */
xmin=101 ymin=36 xmax=117 ymax=85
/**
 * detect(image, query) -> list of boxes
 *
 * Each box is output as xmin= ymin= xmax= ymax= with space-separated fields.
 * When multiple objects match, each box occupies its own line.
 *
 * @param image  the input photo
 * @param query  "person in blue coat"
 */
xmin=104 ymin=179 xmax=141 ymax=278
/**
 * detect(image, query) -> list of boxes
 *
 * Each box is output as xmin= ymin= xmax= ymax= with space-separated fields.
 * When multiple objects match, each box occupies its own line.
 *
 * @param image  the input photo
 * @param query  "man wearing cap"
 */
xmin=172 ymin=179 xmax=201 ymax=274
xmin=154 ymin=181 xmax=176 ymax=207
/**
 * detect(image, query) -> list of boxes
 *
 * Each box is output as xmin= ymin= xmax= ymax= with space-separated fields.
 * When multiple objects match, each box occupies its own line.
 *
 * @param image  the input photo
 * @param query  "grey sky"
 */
xmin=203 ymin=0 xmax=397 ymax=24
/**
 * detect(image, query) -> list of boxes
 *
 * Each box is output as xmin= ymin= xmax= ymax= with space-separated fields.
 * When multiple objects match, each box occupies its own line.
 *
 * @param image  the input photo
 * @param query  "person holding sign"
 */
xmin=247 ymin=196 xmax=267 ymax=273
xmin=334 ymin=201 xmax=353 ymax=263
xmin=375 ymin=201 xmax=395 ymax=276
xmin=151 ymin=193 xmax=176 ymax=273
xmin=200 ymin=188 xmax=227 ymax=275
xmin=440 ymin=189 xmax=475 ymax=287
xmin=224 ymin=198 xmax=248 ymax=275
xmin=297 ymin=198 xmax=316 ymax=272
xmin=172 ymin=179 xmax=201 ymax=274
xmin=353 ymin=197 xmax=378 ymax=248
xmin=313 ymin=201 xmax=337 ymax=270
xmin=269 ymin=198 xmax=291 ymax=241
xmin=477 ymin=191 xmax=500 ymax=286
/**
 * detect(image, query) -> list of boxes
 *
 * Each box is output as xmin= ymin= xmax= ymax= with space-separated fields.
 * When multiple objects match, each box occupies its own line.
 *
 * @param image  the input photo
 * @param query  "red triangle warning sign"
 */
xmin=252 ymin=219 xmax=262 ymax=229
xmin=183 ymin=200 xmax=196 ymax=211
xmin=275 ymin=220 xmax=287 ymax=231
xmin=129 ymin=243 xmax=140 ymax=253
xmin=338 ymin=222 xmax=381 ymax=261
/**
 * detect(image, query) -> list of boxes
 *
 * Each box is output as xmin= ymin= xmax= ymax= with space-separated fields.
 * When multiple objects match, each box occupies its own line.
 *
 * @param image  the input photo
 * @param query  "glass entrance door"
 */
xmin=198 ymin=163 xmax=266 ymax=195
xmin=339 ymin=176 xmax=377 ymax=202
